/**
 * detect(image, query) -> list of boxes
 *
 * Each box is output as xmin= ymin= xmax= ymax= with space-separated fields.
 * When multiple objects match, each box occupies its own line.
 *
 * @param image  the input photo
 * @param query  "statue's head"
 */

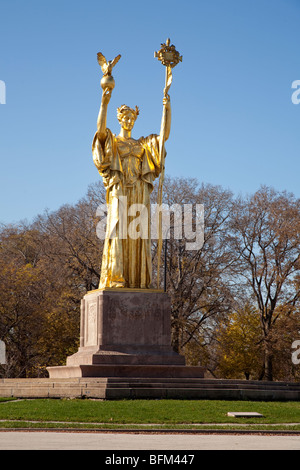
xmin=117 ymin=105 xmax=139 ymax=131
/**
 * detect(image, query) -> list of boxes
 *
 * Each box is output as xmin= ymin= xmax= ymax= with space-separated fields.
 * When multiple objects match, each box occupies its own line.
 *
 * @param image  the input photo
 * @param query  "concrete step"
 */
xmin=0 ymin=377 xmax=299 ymax=400
xmin=104 ymin=387 xmax=300 ymax=400
xmin=100 ymin=377 xmax=300 ymax=387
xmin=103 ymin=381 xmax=300 ymax=391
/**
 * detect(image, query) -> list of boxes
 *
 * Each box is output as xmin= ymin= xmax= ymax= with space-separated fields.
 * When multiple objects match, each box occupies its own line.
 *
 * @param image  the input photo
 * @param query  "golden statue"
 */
xmin=92 ymin=40 xmax=182 ymax=289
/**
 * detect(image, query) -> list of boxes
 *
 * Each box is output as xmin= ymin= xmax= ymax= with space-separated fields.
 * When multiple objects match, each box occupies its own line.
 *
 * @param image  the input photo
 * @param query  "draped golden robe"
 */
xmin=92 ymin=129 xmax=162 ymax=289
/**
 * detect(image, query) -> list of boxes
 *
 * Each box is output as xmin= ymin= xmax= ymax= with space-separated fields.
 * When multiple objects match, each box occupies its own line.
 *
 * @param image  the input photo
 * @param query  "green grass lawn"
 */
xmin=0 ymin=399 xmax=299 ymax=430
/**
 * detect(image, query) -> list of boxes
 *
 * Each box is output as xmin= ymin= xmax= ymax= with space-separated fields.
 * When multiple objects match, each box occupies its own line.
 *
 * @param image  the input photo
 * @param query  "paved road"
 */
xmin=0 ymin=431 xmax=299 ymax=450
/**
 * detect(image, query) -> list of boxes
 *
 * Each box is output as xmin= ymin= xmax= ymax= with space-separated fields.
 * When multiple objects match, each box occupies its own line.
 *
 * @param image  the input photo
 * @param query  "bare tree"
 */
xmin=154 ymin=177 xmax=234 ymax=358
xmin=33 ymin=181 xmax=106 ymax=292
xmin=229 ymin=186 xmax=300 ymax=380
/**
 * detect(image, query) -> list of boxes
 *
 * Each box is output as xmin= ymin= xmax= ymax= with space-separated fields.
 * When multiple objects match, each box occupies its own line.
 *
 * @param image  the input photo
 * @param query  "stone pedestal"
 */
xmin=47 ymin=289 xmax=204 ymax=379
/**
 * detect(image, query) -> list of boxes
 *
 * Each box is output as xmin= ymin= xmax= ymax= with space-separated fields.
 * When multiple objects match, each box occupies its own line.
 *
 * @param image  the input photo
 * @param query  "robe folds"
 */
xmin=92 ymin=129 xmax=163 ymax=288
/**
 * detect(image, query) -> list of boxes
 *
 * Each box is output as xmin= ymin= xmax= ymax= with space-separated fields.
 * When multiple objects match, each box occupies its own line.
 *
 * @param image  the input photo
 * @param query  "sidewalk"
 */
xmin=0 ymin=430 xmax=299 ymax=450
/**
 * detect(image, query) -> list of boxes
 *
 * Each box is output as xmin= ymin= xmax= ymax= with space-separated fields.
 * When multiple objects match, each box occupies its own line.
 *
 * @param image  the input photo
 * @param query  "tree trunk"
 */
xmin=172 ymin=323 xmax=180 ymax=353
xmin=264 ymin=348 xmax=273 ymax=381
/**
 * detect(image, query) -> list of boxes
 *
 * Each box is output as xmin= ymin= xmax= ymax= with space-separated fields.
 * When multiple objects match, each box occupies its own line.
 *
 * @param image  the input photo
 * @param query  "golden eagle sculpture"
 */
xmin=97 ymin=52 xmax=121 ymax=76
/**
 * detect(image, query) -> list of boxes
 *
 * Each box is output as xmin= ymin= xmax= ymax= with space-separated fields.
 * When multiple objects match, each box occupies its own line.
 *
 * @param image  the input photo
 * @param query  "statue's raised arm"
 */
xmin=96 ymin=52 xmax=121 ymax=144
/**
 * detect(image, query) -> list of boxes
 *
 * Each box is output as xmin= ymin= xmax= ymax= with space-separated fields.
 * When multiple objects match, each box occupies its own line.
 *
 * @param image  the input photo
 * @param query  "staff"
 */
xmin=154 ymin=38 xmax=182 ymax=289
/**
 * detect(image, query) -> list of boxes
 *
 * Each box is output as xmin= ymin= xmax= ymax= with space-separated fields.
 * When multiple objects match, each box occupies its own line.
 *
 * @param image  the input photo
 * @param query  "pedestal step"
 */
xmin=0 ymin=377 xmax=300 ymax=400
xmin=47 ymin=364 xmax=205 ymax=379
xmin=66 ymin=348 xmax=185 ymax=366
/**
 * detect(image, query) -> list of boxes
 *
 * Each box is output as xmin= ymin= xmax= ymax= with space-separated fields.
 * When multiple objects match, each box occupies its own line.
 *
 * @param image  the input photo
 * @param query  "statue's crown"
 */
xmin=117 ymin=105 xmax=139 ymax=120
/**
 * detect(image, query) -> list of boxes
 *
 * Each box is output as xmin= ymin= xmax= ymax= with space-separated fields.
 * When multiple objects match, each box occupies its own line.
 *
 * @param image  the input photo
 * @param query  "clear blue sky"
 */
xmin=0 ymin=0 xmax=299 ymax=224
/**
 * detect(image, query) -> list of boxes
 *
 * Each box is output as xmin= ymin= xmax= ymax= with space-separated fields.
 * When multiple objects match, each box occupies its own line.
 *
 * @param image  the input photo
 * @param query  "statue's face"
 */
xmin=119 ymin=111 xmax=135 ymax=131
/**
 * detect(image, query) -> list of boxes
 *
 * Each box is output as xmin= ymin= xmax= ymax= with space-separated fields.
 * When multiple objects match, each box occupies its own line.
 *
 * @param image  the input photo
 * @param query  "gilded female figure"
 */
xmin=92 ymin=85 xmax=171 ymax=289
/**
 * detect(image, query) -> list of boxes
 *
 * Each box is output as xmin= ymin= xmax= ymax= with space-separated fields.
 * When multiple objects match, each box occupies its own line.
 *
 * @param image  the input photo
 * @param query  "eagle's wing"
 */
xmin=111 ymin=54 xmax=121 ymax=68
xmin=97 ymin=52 xmax=107 ymax=67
